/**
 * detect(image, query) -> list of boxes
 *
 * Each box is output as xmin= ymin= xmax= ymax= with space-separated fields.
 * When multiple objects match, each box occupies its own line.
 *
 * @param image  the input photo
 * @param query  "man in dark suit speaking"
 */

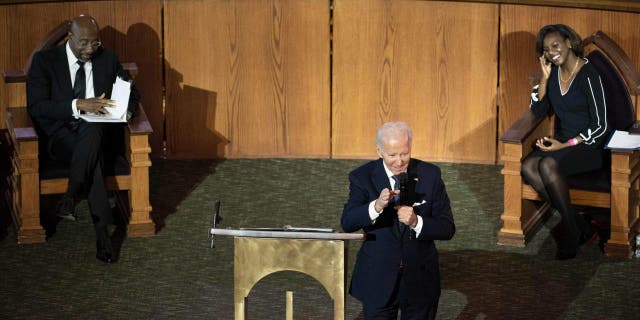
xmin=27 ymin=14 xmax=139 ymax=263
xmin=341 ymin=121 xmax=455 ymax=319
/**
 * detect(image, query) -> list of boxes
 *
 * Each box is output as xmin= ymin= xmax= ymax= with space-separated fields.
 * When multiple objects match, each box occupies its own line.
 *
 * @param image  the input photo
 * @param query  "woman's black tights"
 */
xmin=522 ymin=155 xmax=589 ymax=253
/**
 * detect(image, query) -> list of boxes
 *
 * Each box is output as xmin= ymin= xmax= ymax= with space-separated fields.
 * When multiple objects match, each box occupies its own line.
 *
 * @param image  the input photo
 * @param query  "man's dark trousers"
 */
xmin=49 ymin=121 xmax=111 ymax=229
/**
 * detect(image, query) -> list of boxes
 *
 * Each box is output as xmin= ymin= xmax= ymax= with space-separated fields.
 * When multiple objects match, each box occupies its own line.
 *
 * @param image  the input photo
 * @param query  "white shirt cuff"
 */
xmin=368 ymin=200 xmax=381 ymax=223
xmin=72 ymin=99 xmax=81 ymax=119
xmin=411 ymin=215 xmax=423 ymax=237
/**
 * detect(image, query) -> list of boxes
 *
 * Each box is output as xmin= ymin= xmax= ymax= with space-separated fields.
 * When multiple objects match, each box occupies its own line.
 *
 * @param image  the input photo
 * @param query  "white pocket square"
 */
xmin=412 ymin=200 xmax=427 ymax=207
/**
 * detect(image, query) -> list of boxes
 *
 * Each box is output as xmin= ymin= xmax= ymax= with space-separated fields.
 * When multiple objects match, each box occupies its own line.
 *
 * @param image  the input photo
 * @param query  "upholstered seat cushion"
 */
xmin=566 ymin=168 xmax=611 ymax=193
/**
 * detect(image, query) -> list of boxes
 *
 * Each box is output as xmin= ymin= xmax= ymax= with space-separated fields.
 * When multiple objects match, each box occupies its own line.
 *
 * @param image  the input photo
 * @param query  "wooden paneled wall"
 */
xmin=164 ymin=0 xmax=330 ymax=158
xmin=332 ymin=0 xmax=499 ymax=162
xmin=2 ymin=1 xmax=640 ymax=162
xmin=0 ymin=0 xmax=163 ymax=157
xmin=499 ymin=4 xmax=640 ymax=144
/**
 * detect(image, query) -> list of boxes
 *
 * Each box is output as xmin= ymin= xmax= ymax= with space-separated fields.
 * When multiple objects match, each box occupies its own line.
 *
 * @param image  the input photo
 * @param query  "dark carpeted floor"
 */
xmin=1 ymin=159 xmax=639 ymax=319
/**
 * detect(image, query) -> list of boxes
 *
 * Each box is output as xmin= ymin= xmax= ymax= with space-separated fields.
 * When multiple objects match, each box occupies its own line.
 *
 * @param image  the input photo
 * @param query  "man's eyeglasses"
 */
xmin=73 ymin=37 xmax=102 ymax=49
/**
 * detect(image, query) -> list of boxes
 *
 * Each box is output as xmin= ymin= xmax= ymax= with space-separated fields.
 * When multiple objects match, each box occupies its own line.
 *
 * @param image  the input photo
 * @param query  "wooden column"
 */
xmin=123 ymin=110 xmax=154 ymax=237
xmin=6 ymin=109 xmax=45 ymax=243
xmin=499 ymin=143 xmax=527 ymax=246
xmin=607 ymin=151 xmax=640 ymax=257
xmin=498 ymin=114 xmax=551 ymax=246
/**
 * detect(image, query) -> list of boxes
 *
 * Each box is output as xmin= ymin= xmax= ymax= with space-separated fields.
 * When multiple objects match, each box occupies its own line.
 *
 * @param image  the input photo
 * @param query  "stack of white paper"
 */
xmin=605 ymin=130 xmax=640 ymax=149
xmin=79 ymin=77 xmax=130 ymax=123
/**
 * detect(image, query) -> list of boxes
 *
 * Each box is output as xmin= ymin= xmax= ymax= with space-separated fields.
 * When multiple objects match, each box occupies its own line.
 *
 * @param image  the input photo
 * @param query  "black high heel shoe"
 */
xmin=556 ymin=248 xmax=578 ymax=260
xmin=556 ymin=233 xmax=580 ymax=260
xmin=579 ymin=219 xmax=599 ymax=247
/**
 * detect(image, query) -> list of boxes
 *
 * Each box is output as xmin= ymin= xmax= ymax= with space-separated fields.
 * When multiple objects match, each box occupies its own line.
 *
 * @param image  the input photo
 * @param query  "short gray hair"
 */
xmin=376 ymin=121 xmax=413 ymax=149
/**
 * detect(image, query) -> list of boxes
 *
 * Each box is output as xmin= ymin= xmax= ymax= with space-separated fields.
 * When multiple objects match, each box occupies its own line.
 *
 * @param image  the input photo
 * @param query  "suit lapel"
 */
xmin=372 ymin=159 xmax=403 ymax=239
xmin=371 ymin=159 xmax=391 ymax=193
xmin=56 ymin=45 xmax=73 ymax=96
xmin=406 ymin=159 xmax=419 ymax=202
xmin=400 ymin=159 xmax=420 ymax=239
xmin=92 ymin=49 xmax=106 ymax=96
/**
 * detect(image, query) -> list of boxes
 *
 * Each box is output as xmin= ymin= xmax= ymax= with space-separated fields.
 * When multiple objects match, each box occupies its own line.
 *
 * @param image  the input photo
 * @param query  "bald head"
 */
xmin=69 ymin=14 xmax=101 ymax=62
xmin=71 ymin=14 xmax=99 ymax=34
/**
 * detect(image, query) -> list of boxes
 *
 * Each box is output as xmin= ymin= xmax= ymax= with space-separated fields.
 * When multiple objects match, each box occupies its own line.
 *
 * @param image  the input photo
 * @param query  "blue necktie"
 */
xmin=392 ymin=175 xmax=410 ymax=237
xmin=392 ymin=175 xmax=400 ymax=203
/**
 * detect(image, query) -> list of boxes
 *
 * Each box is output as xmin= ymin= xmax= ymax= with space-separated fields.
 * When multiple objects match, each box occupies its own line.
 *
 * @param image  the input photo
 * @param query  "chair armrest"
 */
xmin=500 ymin=109 xmax=550 ymax=163
xmin=501 ymin=109 xmax=546 ymax=144
xmin=8 ymin=105 xmax=150 ymax=139
xmin=121 ymin=62 xmax=138 ymax=80
xmin=125 ymin=103 xmax=152 ymax=168
xmin=6 ymin=107 xmax=38 ymax=141
xmin=127 ymin=104 xmax=153 ymax=135
xmin=606 ymin=121 xmax=640 ymax=154
xmin=2 ymin=70 xmax=27 ymax=84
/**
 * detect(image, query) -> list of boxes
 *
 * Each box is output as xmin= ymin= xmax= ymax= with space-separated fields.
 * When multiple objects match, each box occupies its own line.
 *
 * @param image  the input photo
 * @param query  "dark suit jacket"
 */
xmin=341 ymin=158 xmax=455 ymax=309
xmin=27 ymin=44 xmax=139 ymax=137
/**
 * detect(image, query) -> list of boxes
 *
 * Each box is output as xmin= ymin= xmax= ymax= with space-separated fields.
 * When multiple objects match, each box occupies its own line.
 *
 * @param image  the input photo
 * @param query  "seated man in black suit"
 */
xmin=341 ymin=121 xmax=455 ymax=319
xmin=27 ymin=14 xmax=139 ymax=263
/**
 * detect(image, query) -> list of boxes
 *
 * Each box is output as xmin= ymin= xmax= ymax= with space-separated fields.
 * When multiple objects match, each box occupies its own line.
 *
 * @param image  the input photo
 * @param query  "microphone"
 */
xmin=210 ymin=200 xmax=222 ymax=248
xmin=396 ymin=172 xmax=409 ymax=206
xmin=395 ymin=172 xmax=414 ymax=239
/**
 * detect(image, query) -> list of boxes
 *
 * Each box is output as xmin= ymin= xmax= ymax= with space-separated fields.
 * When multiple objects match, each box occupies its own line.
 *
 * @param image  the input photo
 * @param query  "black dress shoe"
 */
xmin=56 ymin=196 xmax=77 ymax=221
xmin=96 ymin=251 xmax=116 ymax=264
xmin=556 ymin=248 xmax=578 ymax=260
xmin=96 ymin=227 xmax=116 ymax=264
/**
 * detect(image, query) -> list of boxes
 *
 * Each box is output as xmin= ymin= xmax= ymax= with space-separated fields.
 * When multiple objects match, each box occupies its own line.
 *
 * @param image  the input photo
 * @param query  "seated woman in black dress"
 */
xmin=522 ymin=24 xmax=610 ymax=260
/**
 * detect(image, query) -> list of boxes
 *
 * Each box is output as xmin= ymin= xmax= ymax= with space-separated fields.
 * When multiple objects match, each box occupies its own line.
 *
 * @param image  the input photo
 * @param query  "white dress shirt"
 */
xmin=66 ymin=41 xmax=95 ymax=118
xmin=367 ymin=162 xmax=424 ymax=236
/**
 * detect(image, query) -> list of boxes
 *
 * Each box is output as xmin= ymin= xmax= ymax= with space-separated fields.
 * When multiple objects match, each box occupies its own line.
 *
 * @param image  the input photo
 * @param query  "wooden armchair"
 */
xmin=3 ymin=21 xmax=155 ymax=243
xmin=499 ymin=31 xmax=640 ymax=257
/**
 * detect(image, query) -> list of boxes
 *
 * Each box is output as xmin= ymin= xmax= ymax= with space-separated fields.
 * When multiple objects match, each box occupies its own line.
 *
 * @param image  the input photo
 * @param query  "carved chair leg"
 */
xmin=126 ymin=165 xmax=154 ymax=237
xmin=606 ymin=153 xmax=639 ymax=257
xmin=14 ymin=138 xmax=46 ymax=243
xmin=606 ymin=185 xmax=635 ymax=257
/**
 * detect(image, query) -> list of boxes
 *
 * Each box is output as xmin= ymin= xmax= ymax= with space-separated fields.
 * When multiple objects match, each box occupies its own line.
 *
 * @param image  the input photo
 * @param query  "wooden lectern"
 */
xmin=210 ymin=228 xmax=364 ymax=320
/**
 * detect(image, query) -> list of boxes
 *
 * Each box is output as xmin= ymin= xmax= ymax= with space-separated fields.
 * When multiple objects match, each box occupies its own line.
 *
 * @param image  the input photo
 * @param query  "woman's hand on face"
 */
xmin=536 ymin=136 xmax=563 ymax=151
xmin=539 ymin=55 xmax=551 ymax=80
